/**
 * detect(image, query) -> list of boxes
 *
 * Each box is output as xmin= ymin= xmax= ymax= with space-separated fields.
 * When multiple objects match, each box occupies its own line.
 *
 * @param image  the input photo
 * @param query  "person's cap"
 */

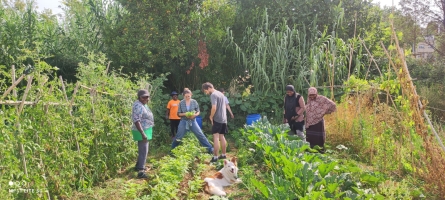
xmin=170 ymin=91 xmax=178 ymax=96
xmin=137 ymin=89 xmax=150 ymax=98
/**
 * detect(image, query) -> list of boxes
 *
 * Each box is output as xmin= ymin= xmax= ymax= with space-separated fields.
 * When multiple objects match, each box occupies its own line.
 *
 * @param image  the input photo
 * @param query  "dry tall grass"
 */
xmin=325 ymin=90 xmax=445 ymax=198
xmin=325 ymin=90 xmax=417 ymax=174
xmin=323 ymin=28 xmax=445 ymax=197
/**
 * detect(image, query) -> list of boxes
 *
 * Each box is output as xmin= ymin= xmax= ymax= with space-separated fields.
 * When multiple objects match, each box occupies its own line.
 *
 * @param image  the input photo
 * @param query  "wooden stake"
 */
xmin=18 ymin=76 xmax=33 ymax=115
xmin=0 ymin=100 xmax=73 ymax=106
xmin=69 ymin=82 xmax=81 ymax=158
xmin=69 ymin=82 xmax=80 ymax=116
xmin=105 ymin=61 xmax=111 ymax=75
xmin=12 ymin=65 xmax=17 ymax=97
xmin=45 ymin=85 xmax=53 ymax=114
xmin=15 ymin=75 xmax=33 ymax=178
xmin=360 ymin=38 xmax=383 ymax=78
xmin=59 ymin=76 xmax=68 ymax=102
xmin=1 ymin=74 xmax=25 ymax=99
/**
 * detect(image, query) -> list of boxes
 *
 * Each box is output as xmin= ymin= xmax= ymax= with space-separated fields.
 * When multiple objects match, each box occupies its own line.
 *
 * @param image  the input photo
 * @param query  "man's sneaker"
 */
xmin=137 ymin=172 xmax=148 ymax=179
xmin=218 ymin=155 xmax=227 ymax=159
xmin=210 ymin=157 xmax=218 ymax=163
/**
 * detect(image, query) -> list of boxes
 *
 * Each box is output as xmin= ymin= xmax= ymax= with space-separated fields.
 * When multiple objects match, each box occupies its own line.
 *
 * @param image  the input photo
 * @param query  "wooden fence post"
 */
xmin=59 ymin=76 xmax=68 ymax=102
xmin=12 ymin=65 xmax=17 ymax=97
xmin=44 ymin=85 xmax=53 ymax=114
xmin=1 ymin=74 xmax=25 ymax=99
xmin=16 ymin=75 xmax=34 ymax=178
xmin=69 ymin=83 xmax=81 ymax=155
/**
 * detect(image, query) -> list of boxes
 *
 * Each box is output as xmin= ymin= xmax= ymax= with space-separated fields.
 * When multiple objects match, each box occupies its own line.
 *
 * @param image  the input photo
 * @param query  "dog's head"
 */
xmin=223 ymin=157 xmax=239 ymax=181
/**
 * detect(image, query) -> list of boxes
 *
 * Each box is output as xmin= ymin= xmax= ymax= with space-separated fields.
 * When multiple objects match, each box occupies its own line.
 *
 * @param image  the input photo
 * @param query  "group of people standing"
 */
xmin=130 ymin=82 xmax=336 ymax=179
xmin=131 ymin=82 xmax=231 ymax=178
xmin=283 ymin=85 xmax=337 ymax=153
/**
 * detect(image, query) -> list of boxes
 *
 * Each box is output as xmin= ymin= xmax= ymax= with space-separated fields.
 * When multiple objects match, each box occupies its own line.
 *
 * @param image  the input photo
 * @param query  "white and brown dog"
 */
xmin=204 ymin=157 xmax=242 ymax=196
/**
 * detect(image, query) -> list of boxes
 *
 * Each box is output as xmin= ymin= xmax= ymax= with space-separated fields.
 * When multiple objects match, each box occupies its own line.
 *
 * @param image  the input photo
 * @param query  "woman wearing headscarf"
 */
xmin=131 ymin=89 xmax=154 ymax=178
xmin=283 ymin=85 xmax=305 ymax=138
xmin=305 ymin=87 xmax=336 ymax=153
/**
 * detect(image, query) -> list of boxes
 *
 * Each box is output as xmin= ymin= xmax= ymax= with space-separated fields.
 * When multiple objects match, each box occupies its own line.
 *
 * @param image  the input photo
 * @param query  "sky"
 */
xmin=372 ymin=0 xmax=401 ymax=8
xmin=35 ymin=0 xmax=400 ymax=15
xmin=35 ymin=0 xmax=63 ymax=14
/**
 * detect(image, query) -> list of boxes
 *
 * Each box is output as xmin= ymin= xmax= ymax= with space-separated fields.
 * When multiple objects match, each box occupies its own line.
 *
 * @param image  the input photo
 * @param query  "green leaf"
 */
xmin=318 ymin=162 xmax=337 ymax=178
xmin=327 ymin=182 xmax=339 ymax=193
xmin=240 ymin=105 xmax=247 ymax=111
xmin=360 ymin=172 xmax=384 ymax=186
xmin=251 ymin=178 xmax=269 ymax=198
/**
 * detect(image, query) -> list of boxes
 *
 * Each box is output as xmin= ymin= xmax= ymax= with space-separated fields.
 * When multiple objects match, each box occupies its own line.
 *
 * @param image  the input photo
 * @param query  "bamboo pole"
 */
xmin=0 ymin=100 xmax=73 ymax=106
xmin=59 ymin=76 xmax=68 ymax=102
xmin=16 ymin=75 xmax=33 ymax=178
xmin=1 ymin=74 xmax=25 ymax=99
xmin=69 ymin=83 xmax=81 ymax=156
xmin=69 ymin=83 xmax=80 ymax=116
xmin=44 ymin=85 xmax=53 ymax=114
xmin=359 ymin=38 xmax=383 ymax=78
xmin=105 ymin=61 xmax=111 ymax=75
xmin=69 ymin=83 xmax=83 ymax=187
xmin=18 ymin=76 xmax=33 ymax=115
xmin=394 ymin=43 xmax=445 ymax=152
xmin=12 ymin=65 xmax=17 ymax=97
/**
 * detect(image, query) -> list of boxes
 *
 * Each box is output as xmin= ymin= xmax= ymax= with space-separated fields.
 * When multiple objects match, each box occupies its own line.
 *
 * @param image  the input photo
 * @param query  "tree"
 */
xmin=109 ymin=0 xmax=236 ymax=89
xmin=399 ymin=0 xmax=445 ymax=56
xmin=43 ymin=0 xmax=123 ymax=81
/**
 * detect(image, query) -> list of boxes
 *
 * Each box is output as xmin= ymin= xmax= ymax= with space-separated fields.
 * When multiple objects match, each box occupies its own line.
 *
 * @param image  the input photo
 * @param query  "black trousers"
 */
xmin=306 ymin=120 xmax=325 ymax=153
xmin=169 ymin=119 xmax=180 ymax=137
xmin=289 ymin=120 xmax=304 ymax=132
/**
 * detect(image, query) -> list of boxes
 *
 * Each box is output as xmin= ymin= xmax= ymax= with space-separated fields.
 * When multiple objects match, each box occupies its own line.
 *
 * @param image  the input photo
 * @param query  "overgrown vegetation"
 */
xmin=0 ymin=55 xmax=169 ymax=199
xmin=1 ymin=0 xmax=445 ymax=199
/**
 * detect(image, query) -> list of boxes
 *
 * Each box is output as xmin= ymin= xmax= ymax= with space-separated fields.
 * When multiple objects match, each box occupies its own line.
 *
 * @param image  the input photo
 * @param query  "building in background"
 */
xmin=413 ymin=36 xmax=435 ymax=59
